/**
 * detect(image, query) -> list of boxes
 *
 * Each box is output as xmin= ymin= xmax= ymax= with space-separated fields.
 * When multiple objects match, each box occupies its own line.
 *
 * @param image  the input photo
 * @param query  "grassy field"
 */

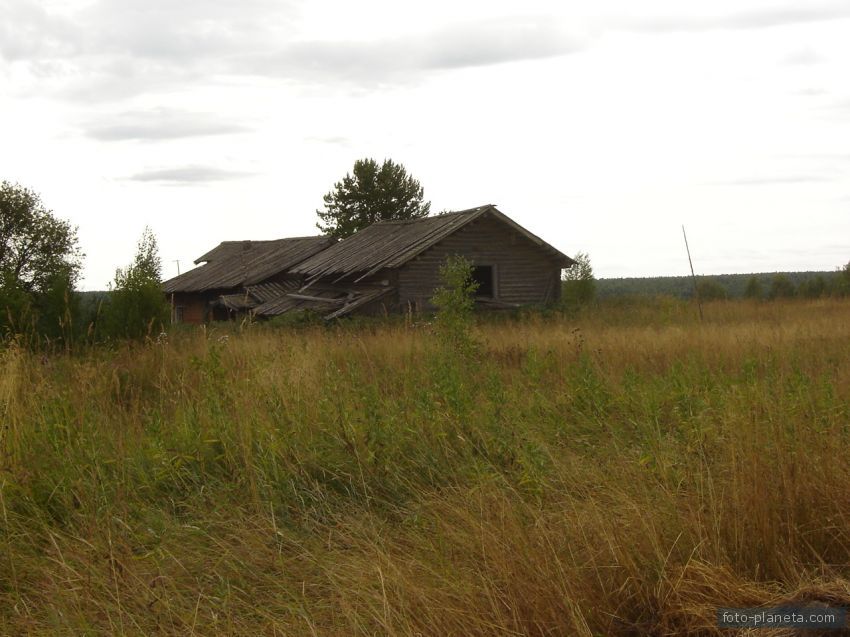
xmin=2 ymin=298 xmax=850 ymax=635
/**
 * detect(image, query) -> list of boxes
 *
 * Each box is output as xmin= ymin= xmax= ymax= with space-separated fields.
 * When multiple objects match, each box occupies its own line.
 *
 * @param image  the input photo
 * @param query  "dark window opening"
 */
xmin=174 ymin=306 xmax=185 ymax=323
xmin=471 ymin=265 xmax=495 ymax=298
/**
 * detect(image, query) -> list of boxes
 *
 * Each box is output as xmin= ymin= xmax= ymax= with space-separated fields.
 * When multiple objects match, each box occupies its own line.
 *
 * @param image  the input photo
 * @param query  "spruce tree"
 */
xmin=316 ymin=158 xmax=430 ymax=238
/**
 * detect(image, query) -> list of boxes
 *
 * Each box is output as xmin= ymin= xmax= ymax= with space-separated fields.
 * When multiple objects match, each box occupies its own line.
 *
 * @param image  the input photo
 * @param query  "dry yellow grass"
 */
xmin=1 ymin=298 xmax=849 ymax=635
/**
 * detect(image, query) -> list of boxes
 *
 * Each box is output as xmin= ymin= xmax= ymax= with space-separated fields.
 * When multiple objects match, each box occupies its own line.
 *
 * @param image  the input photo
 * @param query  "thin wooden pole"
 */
xmin=682 ymin=225 xmax=703 ymax=322
xmin=170 ymin=261 xmax=180 ymax=324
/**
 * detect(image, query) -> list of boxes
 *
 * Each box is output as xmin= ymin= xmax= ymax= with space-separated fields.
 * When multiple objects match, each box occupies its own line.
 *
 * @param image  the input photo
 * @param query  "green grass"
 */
xmin=2 ymin=298 xmax=850 ymax=635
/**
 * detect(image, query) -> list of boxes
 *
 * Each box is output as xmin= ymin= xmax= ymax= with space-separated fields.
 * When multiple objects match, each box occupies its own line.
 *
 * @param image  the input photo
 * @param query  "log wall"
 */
xmin=396 ymin=215 xmax=563 ymax=312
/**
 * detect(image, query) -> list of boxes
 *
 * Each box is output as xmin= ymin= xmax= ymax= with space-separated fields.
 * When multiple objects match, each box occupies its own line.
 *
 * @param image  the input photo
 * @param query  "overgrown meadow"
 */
xmin=2 ymin=299 xmax=850 ymax=635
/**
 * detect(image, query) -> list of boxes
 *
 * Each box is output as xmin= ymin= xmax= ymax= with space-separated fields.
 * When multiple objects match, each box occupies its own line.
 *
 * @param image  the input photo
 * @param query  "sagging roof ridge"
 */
xmin=195 ymin=235 xmax=330 ymax=264
xmin=371 ymin=204 xmax=496 ymax=225
xmin=164 ymin=235 xmax=335 ymax=293
xmin=291 ymin=204 xmax=573 ymax=284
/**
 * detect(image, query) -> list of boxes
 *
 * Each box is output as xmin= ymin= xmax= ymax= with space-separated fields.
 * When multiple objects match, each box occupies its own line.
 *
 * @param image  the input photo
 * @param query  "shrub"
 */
xmin=768 ymin=274 xmax=796 ymax=299
xmin=267 ymin=308 xmax=323 ymax=328
xmin=101 ymin=227 xmax=170 ymax=340
xmin=744 ymin=276 xmax=763 ymax=300
xmin=799 ymin=275 xmax=827 ymax=299
xmin=431 ymin=255 xmax=478 ymax=355
xmin=839 ymin=261 xmax=850 ymax=296
xmin=696 ymin=278 xmax=728 ymax=301
xmin=562 ymin=251 xmax=596 ymax=305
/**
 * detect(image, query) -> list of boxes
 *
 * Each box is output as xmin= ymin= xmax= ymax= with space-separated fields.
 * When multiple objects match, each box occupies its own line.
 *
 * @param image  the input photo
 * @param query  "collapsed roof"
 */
xmin=216 ymin=281 xmax=394 ymax=320
xmin=163 ymin=236 xmax=335 ymax=293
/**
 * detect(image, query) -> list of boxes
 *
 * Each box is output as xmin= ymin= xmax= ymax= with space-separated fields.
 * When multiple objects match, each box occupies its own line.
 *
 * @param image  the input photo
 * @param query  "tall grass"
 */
xmin=1 ymin=299 xmax=850 ymax=635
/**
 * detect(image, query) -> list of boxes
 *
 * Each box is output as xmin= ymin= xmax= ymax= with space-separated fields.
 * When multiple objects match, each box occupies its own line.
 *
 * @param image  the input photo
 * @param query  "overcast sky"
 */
xmin=1 ymin=0 xmax=848 ymax=288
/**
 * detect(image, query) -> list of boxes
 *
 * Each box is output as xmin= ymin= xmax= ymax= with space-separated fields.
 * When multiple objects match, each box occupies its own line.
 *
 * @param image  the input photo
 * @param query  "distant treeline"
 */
xmin=77 ymin=270 xmax=846 ymax=315
xmin=596 ymin=271 xmax=846 ymax=300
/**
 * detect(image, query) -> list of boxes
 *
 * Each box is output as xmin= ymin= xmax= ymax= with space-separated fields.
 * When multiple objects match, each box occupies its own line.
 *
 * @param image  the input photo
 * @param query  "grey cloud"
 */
xmin=721 ymin=5 xmax=850 ymax=28
xmin=0 ymin=0 xmax=77 ymax=61
xmin=710 ymin=176 xmax=833 ymax=186
xmin=620 ymin=4 xmax=850 ymax=33
xmin=127 ymin=166 xmax=255 ymax=184
xmin=1 ymin=0 xmax=298 ymax=98
xmin=2 ymin=1 xmax=581 ymax=99
xmin=57 ymin=62 xmax=200 ymax=103
xmin=810 ymin=97 xmax=850 ymax=121
xmin=230 ymin=18 xmax=582 ymax=85
xmin=85 ymin=109 xmax=251 ymax=141
xmin=14 ymin=0 xmax=841 ymax=102
xmin=818 ymin=242 xmax=850 ymax=251
xmin=783 ymin=153 xmax=850 ymax=161
xmin=422 ymin=20 xmax=578 ymax=70
xmin=4 ymin=0 xmax=296 ymax=62
xmin=792 ymin=88 xmax=828 ymax=96
xmin=782 ymin=47 xmax=823 ymax=65
xmin=305 ymin=135 xmax=351 ymax=146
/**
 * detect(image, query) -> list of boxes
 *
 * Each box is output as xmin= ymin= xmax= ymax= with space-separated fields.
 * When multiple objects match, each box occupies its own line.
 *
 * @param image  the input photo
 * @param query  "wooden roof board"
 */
xmin=242 ymin=237 xmax=336 ymax=285
xmin=291 ymin=206 xmax=485 ymax=280
xmin=349 ymin=211 xmax=483 ymax=283
xmin=163 ymin=236 xmax=334 ymax=293
xmin=195 ymin=240 xmax=283 ymax=265
xmin=247 ymin=281 xmax=300 ymax=303
xmin=163 ymin=256 xmax=250 ymax=293
xmin=218 ymin=292 xmax=256 ymax=311
xmin=323 ymin=288 xmax=393 ymax=320
xmin=249 ymin=280 xmax=349 ymax=316
xmin=249 ymin=294 xmax=312 ymax=316
xmin=290 ymin=205 xmax=574 ymax=283
xmin=251 ymin=283 xmax=392 ymax=319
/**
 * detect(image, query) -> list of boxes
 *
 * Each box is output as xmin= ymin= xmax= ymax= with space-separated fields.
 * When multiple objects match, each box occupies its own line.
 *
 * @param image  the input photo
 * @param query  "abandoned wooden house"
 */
xmin=163 ymin=205 xmax=574 ymax=324
xmin=163 ymin=236 xmax=335 ymax=324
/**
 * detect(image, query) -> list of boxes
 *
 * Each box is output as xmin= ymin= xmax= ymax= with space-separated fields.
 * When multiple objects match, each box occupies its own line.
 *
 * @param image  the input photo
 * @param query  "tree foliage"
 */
xmin=596 ymin=271 xmax=844 ymax=300
xmin=799 ymin=275 xmax=827 ymax=299
xmin=0 ymin=181 xmax=81 ymax=294
xmin=840 ymin=261 xmax=850 ymax=296
xmin=743 ymin=276 xmax=763 ymax=300
xmin=431 ymin=255 xmax=478 ymax=355
xmin=768 ymin=274 xmax=796 ymax=299
xmin=316 ymin=158 xmax=431 ymax=238
xmin=695 ymin=278 xmax=728 ymax=301
xmin=101 ymin=227 xmax=169 ymax=340
xmin=561 ymin=252 xmax=596 ymax=305
xmin=0 ymin=181 xmax=82 ymax=340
